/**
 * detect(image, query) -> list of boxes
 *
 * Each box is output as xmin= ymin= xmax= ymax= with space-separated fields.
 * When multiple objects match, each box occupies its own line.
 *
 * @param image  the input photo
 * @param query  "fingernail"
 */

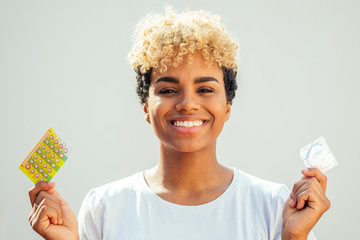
xmin=59 ymin=218 xmax=63 ymax=225
xmin=289 ymin=191 xmax=294 ymax=198
xmin=48 ymin=181 xmax=55 ymax=186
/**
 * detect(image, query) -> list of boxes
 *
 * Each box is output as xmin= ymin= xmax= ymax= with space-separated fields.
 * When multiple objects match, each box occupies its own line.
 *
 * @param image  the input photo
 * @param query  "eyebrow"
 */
xmin=154 ymin=77 xmax=179 ymax=84
xmin=194 ymin=77 xmax=219 ymax=84
xmin=154 ymin=76 xmax=219 ymax=84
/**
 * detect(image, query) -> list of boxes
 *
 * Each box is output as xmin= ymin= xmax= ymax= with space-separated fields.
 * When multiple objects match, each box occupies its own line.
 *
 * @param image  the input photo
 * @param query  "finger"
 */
xmin=302 ymin=168 xmax=327 ymax=192
xmin=290 ymin=177 xmax=323 ymax=207
xmin=295 ymin=188 xmax=313 ymax=209
xmin=39 ymin=184 xmax=68 ymax=206
xmin=34 ymin=191 xmax=63 ymax=224
xmin=290 ymin=178 xmax=308 ymax=200
xmin=28 ymin=202 xmax=40 ymax=222
xmin=29 ymin=205 xmax=37 ymax=223
xmin=30 ymin=205 xmax=59 ymax=231
xmin=297 ymin=177 xmax=323 ymax=195
xmin=29 ymin=181 xmax=56 ymax=206
xmin=295 ymin=186 xmax=330 ymax=211
xmin=29 ymin=204 xmax=46 ymax=226
xmin=29 ymin=202 xmax=49 ymax=226
xmin=288 ymin=197 xmax=297 ymax=208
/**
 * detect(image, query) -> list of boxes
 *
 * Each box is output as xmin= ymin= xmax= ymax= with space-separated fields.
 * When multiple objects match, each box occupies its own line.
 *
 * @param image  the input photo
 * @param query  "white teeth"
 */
xmin=173 ymin=120 xmax=204 ymax=128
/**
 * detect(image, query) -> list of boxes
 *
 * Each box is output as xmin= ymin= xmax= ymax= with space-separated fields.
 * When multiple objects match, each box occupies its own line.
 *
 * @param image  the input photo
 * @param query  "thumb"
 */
xmin=301 ymin=168 xmax=327 ymax=192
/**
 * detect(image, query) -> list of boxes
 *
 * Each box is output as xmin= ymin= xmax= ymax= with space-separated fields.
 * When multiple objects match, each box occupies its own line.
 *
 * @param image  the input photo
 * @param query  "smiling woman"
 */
xmin=144 ymin=53 xmax=230 ymax=154
xmin=27 ymin=7 xmax=330 ymax=240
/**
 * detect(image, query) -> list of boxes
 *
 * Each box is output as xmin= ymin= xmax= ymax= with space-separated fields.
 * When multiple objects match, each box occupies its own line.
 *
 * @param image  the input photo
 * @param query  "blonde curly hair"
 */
xmin=128 ymin=7 xmax=239 ymax=104
xmin=128 ymin=7 xmax=239 ymax=74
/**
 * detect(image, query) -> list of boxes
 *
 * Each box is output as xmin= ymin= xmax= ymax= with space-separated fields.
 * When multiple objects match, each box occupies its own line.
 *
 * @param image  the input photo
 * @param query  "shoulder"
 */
xmin=82 ymin=171 xmax=145 ymax=207
xmin=230 ymin=168 xmax=290 ymax=237
xmin=78 ymin=172 xmax=146 ymax=238
xmin=232 ymin=168 xmax=290 ymax=201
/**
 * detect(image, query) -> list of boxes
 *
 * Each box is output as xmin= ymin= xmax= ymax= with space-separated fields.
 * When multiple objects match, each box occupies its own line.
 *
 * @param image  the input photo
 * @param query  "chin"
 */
xmin=165 ymin=140 xmax=214 ymax=154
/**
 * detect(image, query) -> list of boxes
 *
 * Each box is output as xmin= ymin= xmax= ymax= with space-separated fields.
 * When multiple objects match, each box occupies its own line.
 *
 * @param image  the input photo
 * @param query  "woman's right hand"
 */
xmin=28 ymin=181 xmax=79 ymax=240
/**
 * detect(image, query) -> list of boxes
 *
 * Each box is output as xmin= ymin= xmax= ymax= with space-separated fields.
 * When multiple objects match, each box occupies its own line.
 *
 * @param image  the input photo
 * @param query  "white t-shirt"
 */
xmin=78 ymin=168 xmax=316 ymax=240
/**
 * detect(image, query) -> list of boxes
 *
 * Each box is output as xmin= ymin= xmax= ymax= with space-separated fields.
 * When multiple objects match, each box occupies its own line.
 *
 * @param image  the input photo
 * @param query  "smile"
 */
xmin=171 ymin=120 xmax=205 ymax=128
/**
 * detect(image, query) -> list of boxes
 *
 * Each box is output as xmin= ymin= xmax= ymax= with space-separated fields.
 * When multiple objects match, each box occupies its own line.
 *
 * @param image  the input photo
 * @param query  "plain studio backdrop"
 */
xmin=0 ymin=0 xmax=359 ymax=239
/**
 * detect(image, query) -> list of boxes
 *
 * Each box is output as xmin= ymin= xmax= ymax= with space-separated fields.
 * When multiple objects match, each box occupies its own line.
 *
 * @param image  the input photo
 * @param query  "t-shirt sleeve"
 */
xmin=77 ymin=189 xmax=104 ymax=240
xmin=273 ymin=184 xmax=317 ymax=240
xmin=273 ymin=184 xmax=290 ymax=240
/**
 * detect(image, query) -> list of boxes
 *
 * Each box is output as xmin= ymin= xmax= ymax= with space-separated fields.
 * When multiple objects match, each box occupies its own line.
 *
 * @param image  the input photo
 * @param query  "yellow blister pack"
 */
xmin=19 ymin=128 xmax=72 ymax=183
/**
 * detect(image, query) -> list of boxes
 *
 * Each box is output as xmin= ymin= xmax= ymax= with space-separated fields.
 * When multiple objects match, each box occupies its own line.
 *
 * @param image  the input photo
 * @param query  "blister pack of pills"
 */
xmin=19 ymin=128 xmax=73 ymax=183
xmin=299 ymin=136 xmax=338 ymax=173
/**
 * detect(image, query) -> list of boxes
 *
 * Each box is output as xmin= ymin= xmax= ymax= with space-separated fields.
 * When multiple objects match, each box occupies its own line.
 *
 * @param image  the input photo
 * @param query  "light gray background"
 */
xmin=1 ymin=0 xmax=359 ymax=239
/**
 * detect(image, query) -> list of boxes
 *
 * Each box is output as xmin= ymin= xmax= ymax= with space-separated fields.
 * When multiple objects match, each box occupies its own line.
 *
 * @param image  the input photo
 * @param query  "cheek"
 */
xmin=148 ymin=96 xmax=171 ymax=125
xmin=208 ymin=94 xmax=228 ymax=112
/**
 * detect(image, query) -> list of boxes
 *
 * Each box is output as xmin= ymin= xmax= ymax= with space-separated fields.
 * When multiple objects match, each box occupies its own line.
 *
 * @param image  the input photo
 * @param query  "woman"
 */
xmin=28 ymin=8 xmax=330 ymax=240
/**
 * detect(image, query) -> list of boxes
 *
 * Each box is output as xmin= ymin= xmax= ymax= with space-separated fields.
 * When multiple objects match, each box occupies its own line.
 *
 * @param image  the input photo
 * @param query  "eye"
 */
xmin=197 ymin=87 xmax=214 ymax=93
xmin=159 ymin=88 xmax=178 ymax=94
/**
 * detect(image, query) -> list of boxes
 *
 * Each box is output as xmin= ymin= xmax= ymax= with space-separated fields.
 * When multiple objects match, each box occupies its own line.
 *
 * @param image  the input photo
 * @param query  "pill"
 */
xmin=37 ymin=150 xmax=42 ymax=154
xmin=40 ymin=178 xmax=44 ymax=181
xmin=33 ymin=155 xmax=38 ymax=160
xmin=43 ymin=164 xmax=47 ymax=168
xmin=55 ymin=149 xmax=59 ymax=153
xmin=42 ymin=154 xmax=46 ymax=159
xmin=29 ymin=159 xmax=34 ymax=164
xmin=49 ymin=135 xmax=54 ymax=140
xmin=30 ymin=169 xmax=35 ymax=174
xmin=48 ymin=168 xmax=52 ymax=173
xmin=39 ymin=169 xmax=43 ymax=173
xmin=54 ymin=139 xmax=58 ymax=144
xmin=45 ymin=140 xmax=49 ymax=145
xmin=35 ymin=173 xmax=39 ymax=178
xmin=38 ymin=159 xmax=43 ymax=164
xmin=55 ymin=158 xmax=60 ymax=163
xmin=25 ymin=164 xmax=30 ymax=169
xmin=50 ymin=144 xmax=54 ymax=149
xmin=59 ymin=153 xmax=64 ymax=158
xmin=51 ymin=163 xmax=56 ymax=168
xmin=44 ymin=173 xmax=48 ymax=178
xmin=47 ymin=159 xmax=51 ymax=163
xmin=41 ymin=145 xmax=46 ymax=150
xmin=64 ymin=148 xmax=68 ymax=153
xmin=34 ymin=164 xmax=39 ymax=169
xmin=51 ymin=154 xmax=55 ymax=158
xmin=59 ymin=144 xmax=63 ymax=149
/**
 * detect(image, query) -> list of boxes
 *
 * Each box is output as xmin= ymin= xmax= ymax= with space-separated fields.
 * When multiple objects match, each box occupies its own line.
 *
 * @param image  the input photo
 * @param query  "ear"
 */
xmin=225 ymin=103 xmax=231 ymax=121
xmin=143 ymin=103 xmax=151 ymax=124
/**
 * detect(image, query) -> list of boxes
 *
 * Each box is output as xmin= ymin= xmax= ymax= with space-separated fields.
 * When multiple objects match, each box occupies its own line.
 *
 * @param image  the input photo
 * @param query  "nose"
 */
xmin=175 ymin=91 xmax=200 ymax=112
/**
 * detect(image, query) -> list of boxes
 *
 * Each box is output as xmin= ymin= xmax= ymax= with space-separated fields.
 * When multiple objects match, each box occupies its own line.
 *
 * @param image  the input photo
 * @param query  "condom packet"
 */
xmin=299 ymin=136 xmax=338 ymax=173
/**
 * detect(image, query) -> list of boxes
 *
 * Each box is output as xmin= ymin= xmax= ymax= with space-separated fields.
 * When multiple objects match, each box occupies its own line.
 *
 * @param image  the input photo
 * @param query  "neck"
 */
xmin=157 ymin=141 xmax=220 ymax=187
xmin=144 ymin=141 xmax=234 ymax=205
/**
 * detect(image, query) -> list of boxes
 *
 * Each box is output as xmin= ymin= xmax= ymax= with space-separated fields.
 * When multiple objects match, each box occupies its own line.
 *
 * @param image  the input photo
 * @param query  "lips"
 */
xmin=168 ymin=118 xmax=208 ymax=134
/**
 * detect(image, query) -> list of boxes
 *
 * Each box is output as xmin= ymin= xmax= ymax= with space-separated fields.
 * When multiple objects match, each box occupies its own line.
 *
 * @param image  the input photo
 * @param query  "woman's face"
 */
xmin=144 ymin=53 xmax=231 ymax=153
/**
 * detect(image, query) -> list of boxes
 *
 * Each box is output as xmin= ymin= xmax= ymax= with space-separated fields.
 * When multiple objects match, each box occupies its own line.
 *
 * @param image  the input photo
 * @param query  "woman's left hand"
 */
xmin=282 ymin=168 xmax=331 ymax=240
